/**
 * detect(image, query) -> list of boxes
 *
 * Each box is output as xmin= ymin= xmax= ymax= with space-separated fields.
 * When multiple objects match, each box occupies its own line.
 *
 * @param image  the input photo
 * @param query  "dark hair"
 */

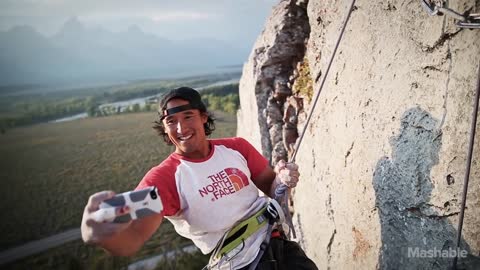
xmin=153 ymin=87 xmax=216 ymax=144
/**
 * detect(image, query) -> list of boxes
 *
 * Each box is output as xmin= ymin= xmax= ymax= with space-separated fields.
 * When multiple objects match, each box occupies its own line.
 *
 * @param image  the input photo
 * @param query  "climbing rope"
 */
xmin=452 ymin=61 xmax=480 ymax=269
xmin=422 ymin=0 xmax=480 ymax=28
xmin=274 ymin=0 xmax=357 ymax=240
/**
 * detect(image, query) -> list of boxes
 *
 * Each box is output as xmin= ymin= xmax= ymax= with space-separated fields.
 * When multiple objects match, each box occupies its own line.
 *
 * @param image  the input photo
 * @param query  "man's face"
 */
xmin=162 ymin=98 xmax=208 ymax=158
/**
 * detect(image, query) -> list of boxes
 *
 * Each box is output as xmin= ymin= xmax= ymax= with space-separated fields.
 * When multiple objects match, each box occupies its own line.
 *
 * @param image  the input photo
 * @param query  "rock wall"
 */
xmin=237 ymin=0 xmax=480 ymax=269
xmin=237 ymin=0 xmax=310 ymax=161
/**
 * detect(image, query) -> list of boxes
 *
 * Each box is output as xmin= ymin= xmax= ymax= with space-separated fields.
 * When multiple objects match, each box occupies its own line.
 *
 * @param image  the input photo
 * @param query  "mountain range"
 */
xmin=0 ymin=17 xmax=248 ymax=86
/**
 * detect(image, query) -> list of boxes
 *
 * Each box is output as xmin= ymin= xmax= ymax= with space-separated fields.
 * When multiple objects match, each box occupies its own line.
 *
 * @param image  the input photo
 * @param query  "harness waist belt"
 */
xmin=213 ymin=206 xmax=268 ymax=260
xmin=205 ymin=200 xmax=286 ymax=270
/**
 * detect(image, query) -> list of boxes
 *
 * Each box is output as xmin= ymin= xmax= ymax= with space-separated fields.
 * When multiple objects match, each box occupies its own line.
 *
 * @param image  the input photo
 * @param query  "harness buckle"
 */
xmin=265 ymin=199 xmax=286 ymax=224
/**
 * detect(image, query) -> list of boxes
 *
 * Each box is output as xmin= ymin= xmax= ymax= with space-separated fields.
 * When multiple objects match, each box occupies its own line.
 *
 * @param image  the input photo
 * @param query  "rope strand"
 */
xmin=451 ymin=60 xmax=480 ymax=269
xmin=274 ymin=0 xmax=357 ymax=239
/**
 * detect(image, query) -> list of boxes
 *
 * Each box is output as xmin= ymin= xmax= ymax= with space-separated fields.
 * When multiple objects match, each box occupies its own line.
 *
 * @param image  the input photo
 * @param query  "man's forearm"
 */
xmin=98 ymin=223 xmax=144 ymax=256
xmin=98 ymin=214 xmax=162 ymax=256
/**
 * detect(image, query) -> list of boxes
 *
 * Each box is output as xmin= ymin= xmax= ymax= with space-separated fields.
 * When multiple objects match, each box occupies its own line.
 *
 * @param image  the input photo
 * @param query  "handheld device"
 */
xmin=92 ymin=186 xmax=163 ymax=223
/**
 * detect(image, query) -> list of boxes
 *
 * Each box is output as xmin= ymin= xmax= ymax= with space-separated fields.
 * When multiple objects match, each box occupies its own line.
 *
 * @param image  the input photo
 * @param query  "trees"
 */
xmin=200 ymin=83 xmax=240 ymax=114
xmin=86 ymin=97 xmax=99 ymax=117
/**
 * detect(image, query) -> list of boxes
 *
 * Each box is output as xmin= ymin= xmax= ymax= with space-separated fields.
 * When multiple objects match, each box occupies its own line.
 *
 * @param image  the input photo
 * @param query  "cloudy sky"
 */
xmin=0 ymin=0 xmax=278 ymax=43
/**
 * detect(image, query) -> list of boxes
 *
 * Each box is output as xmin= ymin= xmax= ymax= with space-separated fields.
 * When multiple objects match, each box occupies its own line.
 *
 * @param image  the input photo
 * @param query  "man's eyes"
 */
xmin=166 ymin=115 xmax=195 ymax=125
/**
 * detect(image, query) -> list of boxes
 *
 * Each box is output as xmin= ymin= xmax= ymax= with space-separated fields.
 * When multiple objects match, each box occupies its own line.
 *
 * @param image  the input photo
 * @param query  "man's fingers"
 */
xmin=87 ymin=191 xmax=115 ymax=212
xmin=279 ymin=169 xmax=300 ymax=178
xmin=275 ymin=161 xmax=300 ymax=188
xmin=274 ymin=160 xmax=287 ymax=173
xmin=276 ymin=161 xmax=298 ymax=173
xmin=285 ymin=162 xmax=299 ymax=171
xmin=83 ymin=219 xmax=132 ymax=243
xmin=283 ymin=170 xmax=300 ymax=177
xmin=81 ymin=191 xmax=133 ymax=244
xmin=287 ymin=181 xmax=297 ymax=188
xmin=278 ymin=172 xmax=299 ymax=186
xmin=281 ymin=176 xmax=298 ymax=188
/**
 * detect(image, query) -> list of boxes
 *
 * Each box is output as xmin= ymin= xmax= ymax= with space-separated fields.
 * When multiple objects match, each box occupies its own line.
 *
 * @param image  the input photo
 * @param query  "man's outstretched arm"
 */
xmin=81 ymin=191 xmax=163 ymax=256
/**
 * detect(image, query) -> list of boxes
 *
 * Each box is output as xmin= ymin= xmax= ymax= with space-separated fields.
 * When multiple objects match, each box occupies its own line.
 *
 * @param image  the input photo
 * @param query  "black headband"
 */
xmin=161 ymin=104 xmax=194 ymax=119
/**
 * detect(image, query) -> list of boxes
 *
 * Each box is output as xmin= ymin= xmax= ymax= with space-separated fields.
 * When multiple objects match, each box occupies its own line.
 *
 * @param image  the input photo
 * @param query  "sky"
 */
xmin=0 ymin=0 xmax=279 ymax=43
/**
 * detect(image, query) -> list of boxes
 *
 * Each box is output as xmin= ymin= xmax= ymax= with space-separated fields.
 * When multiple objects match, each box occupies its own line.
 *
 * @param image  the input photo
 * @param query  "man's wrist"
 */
xmin=269 ymin=174 xmax=282 ymax=198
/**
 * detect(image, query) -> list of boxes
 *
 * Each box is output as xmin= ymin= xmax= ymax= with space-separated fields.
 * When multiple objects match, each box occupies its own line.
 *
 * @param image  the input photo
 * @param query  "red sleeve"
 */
xmin=211 ymin=137 xmax=269 ymax=179
xmin=135 ymin=157 xmax=181 ymax=216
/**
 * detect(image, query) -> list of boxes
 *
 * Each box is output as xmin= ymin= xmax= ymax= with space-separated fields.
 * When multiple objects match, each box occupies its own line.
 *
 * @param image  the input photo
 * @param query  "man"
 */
xmin=81 ymin=87 xmax=317 ymax=269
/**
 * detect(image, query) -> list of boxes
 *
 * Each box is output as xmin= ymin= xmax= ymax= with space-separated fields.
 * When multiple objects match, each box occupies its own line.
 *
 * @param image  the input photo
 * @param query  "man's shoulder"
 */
xmin=146 ymin=154 xmax=182 ymax=178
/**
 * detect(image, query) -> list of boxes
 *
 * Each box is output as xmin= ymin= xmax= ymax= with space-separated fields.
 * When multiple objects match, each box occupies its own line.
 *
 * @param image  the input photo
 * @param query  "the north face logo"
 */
xmin=199 ymin=168 xmax=249 ymax=201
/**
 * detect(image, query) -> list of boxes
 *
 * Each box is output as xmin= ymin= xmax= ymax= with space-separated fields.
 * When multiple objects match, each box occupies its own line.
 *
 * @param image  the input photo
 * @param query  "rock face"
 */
xmin=237 ymin=0 xmax=480 ymax=269
xmin=237 ymin=0 xmax=310 ymax=162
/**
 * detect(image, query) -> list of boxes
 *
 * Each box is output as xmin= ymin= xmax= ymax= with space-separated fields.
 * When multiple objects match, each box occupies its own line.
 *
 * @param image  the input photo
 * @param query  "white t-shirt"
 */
xmin=136 ymin=137 xmax=270 ymax=268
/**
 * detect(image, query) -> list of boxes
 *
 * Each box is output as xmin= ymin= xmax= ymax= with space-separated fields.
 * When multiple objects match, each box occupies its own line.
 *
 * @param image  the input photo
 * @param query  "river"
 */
xmin=49 ymin=78 xmax=240 ymax=123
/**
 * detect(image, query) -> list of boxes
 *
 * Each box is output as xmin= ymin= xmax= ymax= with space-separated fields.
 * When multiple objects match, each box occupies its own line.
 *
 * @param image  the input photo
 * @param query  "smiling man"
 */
xmin=80 ymin=87 xmax=317 ymax=270
xmin=157 ymin=89 xmax=212 ymax=159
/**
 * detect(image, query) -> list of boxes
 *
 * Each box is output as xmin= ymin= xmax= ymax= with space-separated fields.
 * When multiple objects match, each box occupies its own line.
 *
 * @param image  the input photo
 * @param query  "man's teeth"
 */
xmin=178 ymin=134 xmax=193 ymax=141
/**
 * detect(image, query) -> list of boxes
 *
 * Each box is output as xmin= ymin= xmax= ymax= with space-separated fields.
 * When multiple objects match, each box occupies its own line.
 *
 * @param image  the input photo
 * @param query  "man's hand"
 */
xmin=81 ymin=191 xmax=132 ymax=244
xmin=274 ymin=160 xmax=300 ymax=188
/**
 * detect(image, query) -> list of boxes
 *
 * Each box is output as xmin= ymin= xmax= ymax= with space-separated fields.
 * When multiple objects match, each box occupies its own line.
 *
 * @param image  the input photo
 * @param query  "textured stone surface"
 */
xmin=237 ymin=0 xmax=310 ymax=162
xmin=238 ymin=0 xmax=480 ymax=269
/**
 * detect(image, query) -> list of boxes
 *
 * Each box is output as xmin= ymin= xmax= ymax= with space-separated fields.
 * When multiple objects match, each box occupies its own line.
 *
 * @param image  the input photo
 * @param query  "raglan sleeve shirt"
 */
xmin=135 ymin=136 xmax=269 ymax=218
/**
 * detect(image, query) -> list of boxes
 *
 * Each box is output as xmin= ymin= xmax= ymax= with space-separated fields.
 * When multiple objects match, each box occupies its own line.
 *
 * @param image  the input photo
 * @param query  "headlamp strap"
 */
xmin=162 ymin=104 xmax=194 ymax=118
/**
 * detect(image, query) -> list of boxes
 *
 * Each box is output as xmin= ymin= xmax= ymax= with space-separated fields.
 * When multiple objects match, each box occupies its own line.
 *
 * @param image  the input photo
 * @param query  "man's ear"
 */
xmin=201 ymin=112 xmax=208 ymax=124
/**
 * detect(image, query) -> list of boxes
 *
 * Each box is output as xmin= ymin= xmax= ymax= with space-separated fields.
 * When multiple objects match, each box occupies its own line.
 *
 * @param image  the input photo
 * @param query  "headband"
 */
xmin=161 ymin=104 xmax=194 ymax=119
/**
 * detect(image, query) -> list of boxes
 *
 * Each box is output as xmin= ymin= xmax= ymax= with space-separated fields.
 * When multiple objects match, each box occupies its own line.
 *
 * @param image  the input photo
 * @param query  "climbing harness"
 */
xmin=204 ymin=200 xmax=285 ymax=270
xmin=451 ymin=62 xmax=480 ymax=269
xmin=421 ymin=0 xmax=480 ymax=28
